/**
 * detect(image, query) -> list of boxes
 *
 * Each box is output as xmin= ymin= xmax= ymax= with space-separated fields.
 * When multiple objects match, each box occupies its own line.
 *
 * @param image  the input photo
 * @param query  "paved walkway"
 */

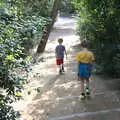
xmin=19 ymin=17 xmax=120 ymax=120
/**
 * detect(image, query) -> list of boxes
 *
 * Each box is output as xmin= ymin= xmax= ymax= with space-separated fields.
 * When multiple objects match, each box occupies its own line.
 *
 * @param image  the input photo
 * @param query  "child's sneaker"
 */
xmin=85 ymin=88 xmax=90 ymax=94
xmin=79 ymin=93 xmax=86 ymax=100
xmin=59 ymin=69 xmax=62 ymax=74
xmin=62 ymin=66 xmax=65 ymax=72
xmin=85 ymin=88 xmax=91 ymax=97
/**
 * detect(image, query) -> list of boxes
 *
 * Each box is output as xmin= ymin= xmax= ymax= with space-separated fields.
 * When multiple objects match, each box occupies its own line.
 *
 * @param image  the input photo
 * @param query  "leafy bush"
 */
xmin=73 ymin=0 xmax=120 ymax=77
xmin=0 ymin=0 xmax=54 ymax=119
xmin=18 ymin=16 xmax=51 ymax=51
xmin=96 ymin=44 xmax=120 ymax=77
xmin=0 ymin=2 xmax=32 ymax=120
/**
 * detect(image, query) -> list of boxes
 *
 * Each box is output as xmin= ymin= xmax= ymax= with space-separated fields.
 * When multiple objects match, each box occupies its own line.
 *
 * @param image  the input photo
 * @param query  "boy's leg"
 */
xmin=59 ymin=65 xmax=62 ymax=70
xmin=60 ymin=59 xmax=63 ymax=73
xmin=86 ymin=78 xmax=89 ymax=89
xmin=57 ymin=65 xmax=61 ymax=74
xmin=85 ymin=64 xmax=91 ymax=95
xmin=80 ymin=78 xmax=86 ymax=100
xmin=56 ymin=59 xmax=62 ymax=74
xmin=61 ymin=59 xmax=65 ymax=72
xmin=85 ymin=78 xmax=90 ymax=95
xmin=59 ymin=64 xmax=62 ymax=74
xmin=62 ymin=64 xmax=64 ymax=72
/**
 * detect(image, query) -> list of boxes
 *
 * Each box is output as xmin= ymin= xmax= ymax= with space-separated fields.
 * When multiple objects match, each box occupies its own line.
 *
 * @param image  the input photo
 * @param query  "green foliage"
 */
xmin=0 ymin=100 xmax=19 ymax=120
xmin=0 ymin=0 xmax=54 ymax=119
xmin=73 ymin=0 xmax=120 ymax=77
xmin=18 ymin=15 xmax=50 ymax=50
xmin=0 ymin=0 xmax=52 ymax=51
xmin=0 ymin=1 xmax=31 ymax=120
xmin=22 ymin=0 xmax=54 ymax=17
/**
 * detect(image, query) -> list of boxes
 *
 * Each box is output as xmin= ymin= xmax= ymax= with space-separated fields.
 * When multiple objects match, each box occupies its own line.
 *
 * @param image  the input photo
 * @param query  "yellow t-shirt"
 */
xmin=76 ymin=50 xmax=95 ymax=63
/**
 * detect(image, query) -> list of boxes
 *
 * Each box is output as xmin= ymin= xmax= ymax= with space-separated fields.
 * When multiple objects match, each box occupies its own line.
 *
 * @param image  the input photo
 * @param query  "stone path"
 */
xmin=18 ymin=16 xmax=120 ymax=120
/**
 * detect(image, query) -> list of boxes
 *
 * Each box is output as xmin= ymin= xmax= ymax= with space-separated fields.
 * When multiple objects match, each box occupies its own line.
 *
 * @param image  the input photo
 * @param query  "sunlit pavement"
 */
xmin=19 ymin=16 xmax=120 ymax=120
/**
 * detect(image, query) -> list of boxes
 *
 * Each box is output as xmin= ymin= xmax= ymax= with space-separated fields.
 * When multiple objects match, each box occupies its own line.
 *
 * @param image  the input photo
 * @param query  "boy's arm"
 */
xmin=55 ymin=47 xmax=57 ymax=57
xmin=64 ymin=47 xmax=67 ymax=59
xmin=91 ymin=52 xmax=95 ymax=63
xmin=76 ymin=53 xmax=80 ymax=76
xmin=77 ymin=62 xmax=80 ymax=76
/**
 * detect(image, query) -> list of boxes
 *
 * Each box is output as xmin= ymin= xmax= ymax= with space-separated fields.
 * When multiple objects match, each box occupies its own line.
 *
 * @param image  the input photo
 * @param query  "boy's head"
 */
xmin=81 ymin=40 xmax=88 ymax=48
xmin=58 ymin=38 xmax=63 ymax=44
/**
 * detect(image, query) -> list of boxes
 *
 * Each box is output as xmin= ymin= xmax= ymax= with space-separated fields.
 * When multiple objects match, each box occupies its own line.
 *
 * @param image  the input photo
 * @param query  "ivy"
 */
xmin=0 ymin=0 xmax=55 ymax=119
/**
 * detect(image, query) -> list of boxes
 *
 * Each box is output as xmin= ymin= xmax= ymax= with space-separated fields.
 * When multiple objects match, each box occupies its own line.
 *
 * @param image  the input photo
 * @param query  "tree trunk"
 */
xmin=36 ymin=0 xmax=61 ymax=53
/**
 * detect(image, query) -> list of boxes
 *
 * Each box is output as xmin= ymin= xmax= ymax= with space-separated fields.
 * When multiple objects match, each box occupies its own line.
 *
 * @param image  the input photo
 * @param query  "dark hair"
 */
xmin=58 ymin=38 xmax=63 ymax=43
xmin=81 ymin=40 xmax=88 ymax=48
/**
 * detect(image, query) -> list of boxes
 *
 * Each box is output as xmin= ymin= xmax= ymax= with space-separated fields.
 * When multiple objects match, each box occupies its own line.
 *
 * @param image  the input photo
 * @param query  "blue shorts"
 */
xmin=79 ymin=63 xmax=92 ymax=78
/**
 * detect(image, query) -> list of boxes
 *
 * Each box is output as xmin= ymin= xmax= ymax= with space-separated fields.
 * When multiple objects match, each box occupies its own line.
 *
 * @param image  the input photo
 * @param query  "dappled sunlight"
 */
xmin=62 ymin=35 xmax=80 ymax=48
xmin=46 ymin=17 xmax=80 ymax=54
xmin=19 ymin=15 xmax=120 ymax=120
xmin=24 ymin=89 xmax=84 ymax=119
xmin=54 ymin=81 xmax=79 ymax=90
xmin=54 ymin=17 xmax=77 ymax=30
xmin=41 ymin=90 xmax=56 ymax=101
xmin=11 ymin=8 xmax=120 ymax=119
xmin=36 ymin=109 xmax=45 ymax=114
xmin=22 ymin=67 xmax=82 ymax=119
xmin=47 ymin=34 xmax=80 ymax=50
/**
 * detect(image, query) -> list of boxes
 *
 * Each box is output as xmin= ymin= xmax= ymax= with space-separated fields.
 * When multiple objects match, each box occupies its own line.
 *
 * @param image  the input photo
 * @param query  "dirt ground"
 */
xmin=14 ymin=16 xmax=120 ymax=120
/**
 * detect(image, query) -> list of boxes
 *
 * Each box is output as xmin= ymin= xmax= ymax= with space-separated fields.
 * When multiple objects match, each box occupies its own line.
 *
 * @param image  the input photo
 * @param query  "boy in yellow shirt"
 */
xmin=76 ymin=40 xmax=95 ymax=100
